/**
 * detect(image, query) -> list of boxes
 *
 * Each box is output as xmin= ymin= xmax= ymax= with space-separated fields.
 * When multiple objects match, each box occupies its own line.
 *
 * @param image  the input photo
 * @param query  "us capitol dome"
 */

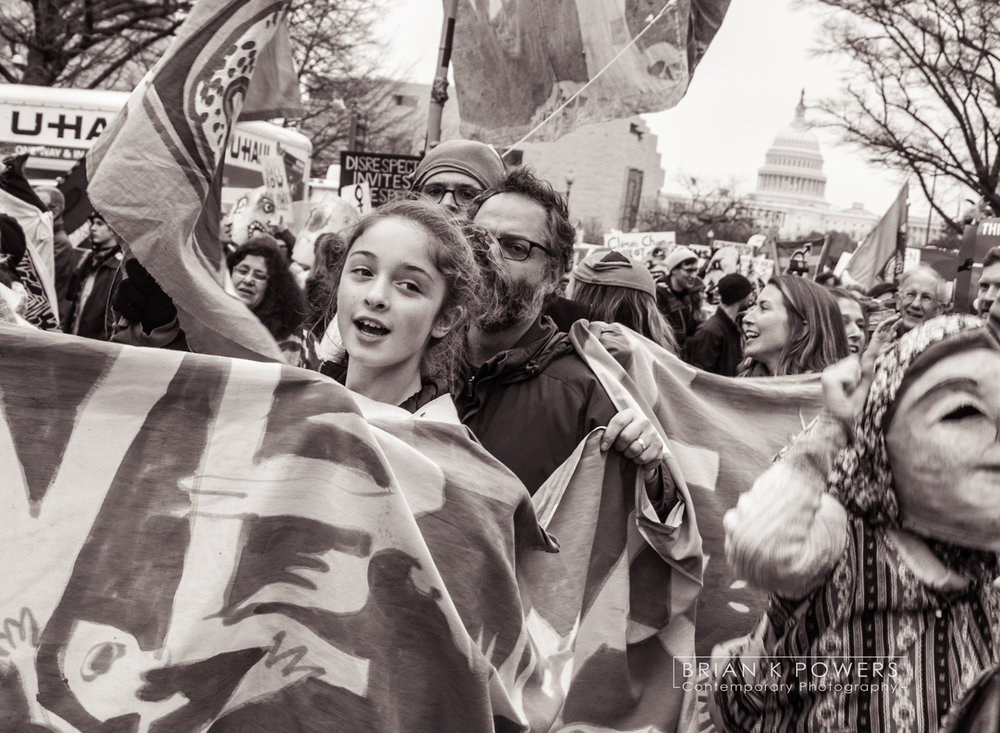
xmin=747 ymin=91 xmax=879 ymax=240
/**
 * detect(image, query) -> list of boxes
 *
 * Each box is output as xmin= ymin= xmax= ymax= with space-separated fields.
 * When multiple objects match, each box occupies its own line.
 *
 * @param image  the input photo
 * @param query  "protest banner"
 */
xmin=2 ymin=320 xmax=821 ymax=731
xmin=339 ymin=151 xmax=420 ymax=208
xmin=451 ymin=0 xmax=731 ymax=143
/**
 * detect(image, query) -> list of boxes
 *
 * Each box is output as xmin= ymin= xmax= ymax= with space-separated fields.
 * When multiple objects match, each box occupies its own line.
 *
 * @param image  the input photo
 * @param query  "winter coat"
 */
xmin=66 ymin=245 xmax=123 ymax=340
xmin=456 ymin=316 xmax=619 ymax=494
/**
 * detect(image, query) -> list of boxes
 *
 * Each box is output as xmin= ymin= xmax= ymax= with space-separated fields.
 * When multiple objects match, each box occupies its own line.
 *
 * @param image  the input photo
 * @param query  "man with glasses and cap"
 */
xmin=462 ymin=166 xmax=669 ymax=500
xmin=410 ymin=139 xmax=507 ymax=218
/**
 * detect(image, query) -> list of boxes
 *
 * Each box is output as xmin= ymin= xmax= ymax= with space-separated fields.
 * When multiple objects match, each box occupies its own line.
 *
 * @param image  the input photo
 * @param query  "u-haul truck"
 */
xmin=0 ymin=83 xmax=312 ymax=230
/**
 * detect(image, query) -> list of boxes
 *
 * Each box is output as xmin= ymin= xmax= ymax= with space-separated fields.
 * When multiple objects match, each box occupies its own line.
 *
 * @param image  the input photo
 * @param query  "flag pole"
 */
xmin=893 ymin=188 xmax=909 ymax=284
xmin=425 ymin=0 xmax=458 ymax=153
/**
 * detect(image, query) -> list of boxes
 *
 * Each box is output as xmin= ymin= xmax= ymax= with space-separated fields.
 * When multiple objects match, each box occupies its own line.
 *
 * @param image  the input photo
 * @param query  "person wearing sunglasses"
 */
xmin=410 ymin=139 xmax=506 ymax=217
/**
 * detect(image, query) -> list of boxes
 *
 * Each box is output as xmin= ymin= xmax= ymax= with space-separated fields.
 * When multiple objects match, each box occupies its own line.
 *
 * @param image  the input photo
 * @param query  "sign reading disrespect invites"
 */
xmin=339 ymin=151 xmax=420 ymax=208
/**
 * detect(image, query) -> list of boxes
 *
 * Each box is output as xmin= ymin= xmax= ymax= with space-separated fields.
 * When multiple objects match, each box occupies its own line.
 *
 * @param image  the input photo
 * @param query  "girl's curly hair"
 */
xmin=329 ymin=198 xmax=489 ymax=391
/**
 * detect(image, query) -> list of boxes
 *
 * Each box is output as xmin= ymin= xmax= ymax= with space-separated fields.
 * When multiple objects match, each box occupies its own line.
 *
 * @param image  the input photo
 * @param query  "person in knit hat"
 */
xmin=569 ymin=250 xmax=677 ymax=352
xmin=410 ymin=139 xmax=506 ymax=217
xmin=653 ymin=245 xmax=705 ymax=356
xmin=687 ymin=272 xmax=754 ymax=376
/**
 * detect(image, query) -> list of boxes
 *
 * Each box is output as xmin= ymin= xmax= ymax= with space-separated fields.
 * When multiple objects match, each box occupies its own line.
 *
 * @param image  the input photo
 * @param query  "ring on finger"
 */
xmin=633 ymin=437 xmax=647 ymax=453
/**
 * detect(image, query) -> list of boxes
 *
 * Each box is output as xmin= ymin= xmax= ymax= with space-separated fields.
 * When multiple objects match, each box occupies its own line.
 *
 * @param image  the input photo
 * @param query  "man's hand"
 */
xmin=601 ymin=408 xmax=663 ymax=482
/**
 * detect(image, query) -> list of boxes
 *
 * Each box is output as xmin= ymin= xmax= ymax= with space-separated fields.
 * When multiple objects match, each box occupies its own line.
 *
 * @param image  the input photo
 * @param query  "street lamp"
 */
xmin=565 ymin=174 xmax=574 ymax=204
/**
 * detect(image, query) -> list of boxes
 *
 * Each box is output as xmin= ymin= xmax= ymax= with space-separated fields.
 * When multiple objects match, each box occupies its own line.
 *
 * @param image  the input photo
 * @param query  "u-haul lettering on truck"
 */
xmin=2 ymin=107 xmax=109 ymax=147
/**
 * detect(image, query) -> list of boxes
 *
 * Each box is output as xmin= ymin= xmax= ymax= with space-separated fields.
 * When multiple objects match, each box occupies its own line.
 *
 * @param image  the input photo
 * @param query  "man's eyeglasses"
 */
xmin=421 ymin=183 xmax=482 ymax=206
xmin=496 ymin=235 xmax=550 ymax=261
xmin=900 ymin=289 xmax=938 ymax=307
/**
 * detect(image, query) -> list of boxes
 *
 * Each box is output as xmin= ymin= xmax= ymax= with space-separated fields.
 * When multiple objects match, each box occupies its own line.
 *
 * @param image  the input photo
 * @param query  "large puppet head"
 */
xmin=829 ymin=315 xmax=1000 ymax=560
xmin=223 ymin=186 xmax=284 ymax=246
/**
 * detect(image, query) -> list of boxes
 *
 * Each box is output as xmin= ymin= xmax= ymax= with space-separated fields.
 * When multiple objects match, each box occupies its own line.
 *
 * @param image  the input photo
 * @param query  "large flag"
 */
xmin=845 ymin=182 xmax=909 ymax=289
xmin=451 ymin=0 xmax=732 ymax=144
xmin=570 ymin=322 xmax=823 ymax=656
xmin=2 ymin=322 xmax=820 ymax=732
xmin=86 ymin=0 xmax=302 ymax=363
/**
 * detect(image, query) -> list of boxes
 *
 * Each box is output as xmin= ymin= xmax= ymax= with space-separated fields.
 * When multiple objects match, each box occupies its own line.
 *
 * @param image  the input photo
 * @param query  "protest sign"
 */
xmin=603 ymin=231 xmax=676 ymax=262
xmin=339 ymin=151 xmax=420 ymax=208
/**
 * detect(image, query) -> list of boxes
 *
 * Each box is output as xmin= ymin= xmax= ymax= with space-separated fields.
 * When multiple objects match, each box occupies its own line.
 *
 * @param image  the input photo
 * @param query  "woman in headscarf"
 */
xmin=713 ymin=314 xmax=1000 ymax=732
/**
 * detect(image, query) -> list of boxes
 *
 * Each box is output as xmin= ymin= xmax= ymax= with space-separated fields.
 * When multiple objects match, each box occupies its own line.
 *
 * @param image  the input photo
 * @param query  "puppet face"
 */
xmin=224 ymin=187 xmax=283 ymax=245
xmin=886 ymin=345 xmax=1000 ymax=550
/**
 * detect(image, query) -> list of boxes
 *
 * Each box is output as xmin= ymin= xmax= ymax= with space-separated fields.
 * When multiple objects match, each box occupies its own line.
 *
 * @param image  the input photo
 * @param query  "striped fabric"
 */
xmin=570 ymin=321 xmax=824 ymax=656
xmin=2 ymin=320 xmax=832 ymax=731
xmin=714 ymin=518 xmax=1000 ymax=733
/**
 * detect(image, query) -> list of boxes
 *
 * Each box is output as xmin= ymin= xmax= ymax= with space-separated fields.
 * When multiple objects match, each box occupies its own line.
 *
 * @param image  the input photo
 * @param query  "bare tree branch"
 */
xmin=806 ymin=0 xmax=1000 ymax=230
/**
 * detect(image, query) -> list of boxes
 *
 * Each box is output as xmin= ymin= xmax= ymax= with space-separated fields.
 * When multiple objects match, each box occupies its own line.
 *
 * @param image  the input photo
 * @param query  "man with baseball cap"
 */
xmin=410 ymin=139 xmax=506 ymax=217
xmin=654 ymin=245 xmax=704 ymax=355
xmin=687 ymin=272 xmax=754 ymax=376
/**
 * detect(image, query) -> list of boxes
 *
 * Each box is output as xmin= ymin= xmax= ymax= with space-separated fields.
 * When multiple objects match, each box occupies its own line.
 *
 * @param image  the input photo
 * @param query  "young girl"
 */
xmin=323 ymin=198 xmax=485 ymax=413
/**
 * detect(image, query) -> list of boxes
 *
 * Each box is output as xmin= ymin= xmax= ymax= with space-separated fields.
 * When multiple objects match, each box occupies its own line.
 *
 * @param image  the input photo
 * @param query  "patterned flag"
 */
xmin=451 ymin=0 xmax=732 ymax=143
xmin=570 ymin=322 xmax=823 ymax=656
xmin=2 ymin=322 xmax=821 ymax=732
xmin=0 ymin=325 xmax=536 ymax=732
xmin=845 ymin=182 xmax=909 ymax=289
xmin=86 ymin=0 xmax=302 ymax=363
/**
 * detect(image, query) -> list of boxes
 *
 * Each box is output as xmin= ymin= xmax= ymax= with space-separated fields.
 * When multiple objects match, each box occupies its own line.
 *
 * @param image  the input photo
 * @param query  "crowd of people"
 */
xmin=3 ymin=138 xmax=1000 ymax=732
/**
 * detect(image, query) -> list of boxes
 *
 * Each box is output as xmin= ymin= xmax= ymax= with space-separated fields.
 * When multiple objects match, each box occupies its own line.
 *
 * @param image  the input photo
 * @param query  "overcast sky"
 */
xmin=378 ymin=0 xmax=953 ymax=217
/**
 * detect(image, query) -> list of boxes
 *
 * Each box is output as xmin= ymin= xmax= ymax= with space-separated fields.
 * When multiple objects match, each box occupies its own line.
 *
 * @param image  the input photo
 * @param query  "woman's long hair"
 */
xmin=228 ymin=235 xmax=308 ymax=341
xmin=328 ymin=198 xmax=485 ymax=391
xmin=744 ymin=275 xmax=848 ymax=376
xmin=572 ymin=281 xmax=678 ymax=353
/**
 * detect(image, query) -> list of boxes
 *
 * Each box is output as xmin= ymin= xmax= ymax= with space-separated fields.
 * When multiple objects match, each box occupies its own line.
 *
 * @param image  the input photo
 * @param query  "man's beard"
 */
xmin=477 ymin=266 xmax=547 ymax=334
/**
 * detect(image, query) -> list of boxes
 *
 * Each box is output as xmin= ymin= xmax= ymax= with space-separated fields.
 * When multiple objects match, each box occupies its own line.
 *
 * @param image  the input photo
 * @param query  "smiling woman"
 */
xmin=739 ymin=275 xmax=848 ymax=376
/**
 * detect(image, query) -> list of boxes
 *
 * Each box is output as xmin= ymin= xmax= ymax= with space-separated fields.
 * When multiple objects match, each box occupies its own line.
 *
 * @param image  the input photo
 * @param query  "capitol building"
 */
xmin=744 ymin=92 xmax=882 ymax=241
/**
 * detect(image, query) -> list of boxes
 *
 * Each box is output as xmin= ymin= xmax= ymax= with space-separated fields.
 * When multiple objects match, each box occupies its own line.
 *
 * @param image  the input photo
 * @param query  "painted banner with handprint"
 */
xmin=451 ymin=0 xmax=732 ymax=143
xmin=86 ymin=0 xmax=301 ymax=364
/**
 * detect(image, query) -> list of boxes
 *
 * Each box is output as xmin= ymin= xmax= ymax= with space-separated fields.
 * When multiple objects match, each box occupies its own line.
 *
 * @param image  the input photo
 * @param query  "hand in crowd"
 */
xmin=601 ymin=408 xmax=664 ymax=482
xmin=863 ymin=313 xmax=900 ymax=363
xmin=820 ymin=354 xmax=872 ymax=426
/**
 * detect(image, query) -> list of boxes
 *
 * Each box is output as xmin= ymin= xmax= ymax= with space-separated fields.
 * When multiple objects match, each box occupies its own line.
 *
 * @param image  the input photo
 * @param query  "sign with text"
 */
xmin=603 ymin=231 xmax=676 ymax=262
xmin=339 ymin=151 xmax=420 ymax=208
xmin=261 ymin=153 xmax=293 ymax=221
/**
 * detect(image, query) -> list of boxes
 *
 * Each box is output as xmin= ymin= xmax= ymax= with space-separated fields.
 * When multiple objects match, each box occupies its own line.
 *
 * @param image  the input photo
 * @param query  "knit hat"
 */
xmin=717 ymin=273 xmax=753 ymax=306
xmin=662 ymin=246 xmax=698 ymax=274
xmin=573 ymin=250 xmax=656 ymax=297
xmin=411 ymin=140 xmax=506 ymax=190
